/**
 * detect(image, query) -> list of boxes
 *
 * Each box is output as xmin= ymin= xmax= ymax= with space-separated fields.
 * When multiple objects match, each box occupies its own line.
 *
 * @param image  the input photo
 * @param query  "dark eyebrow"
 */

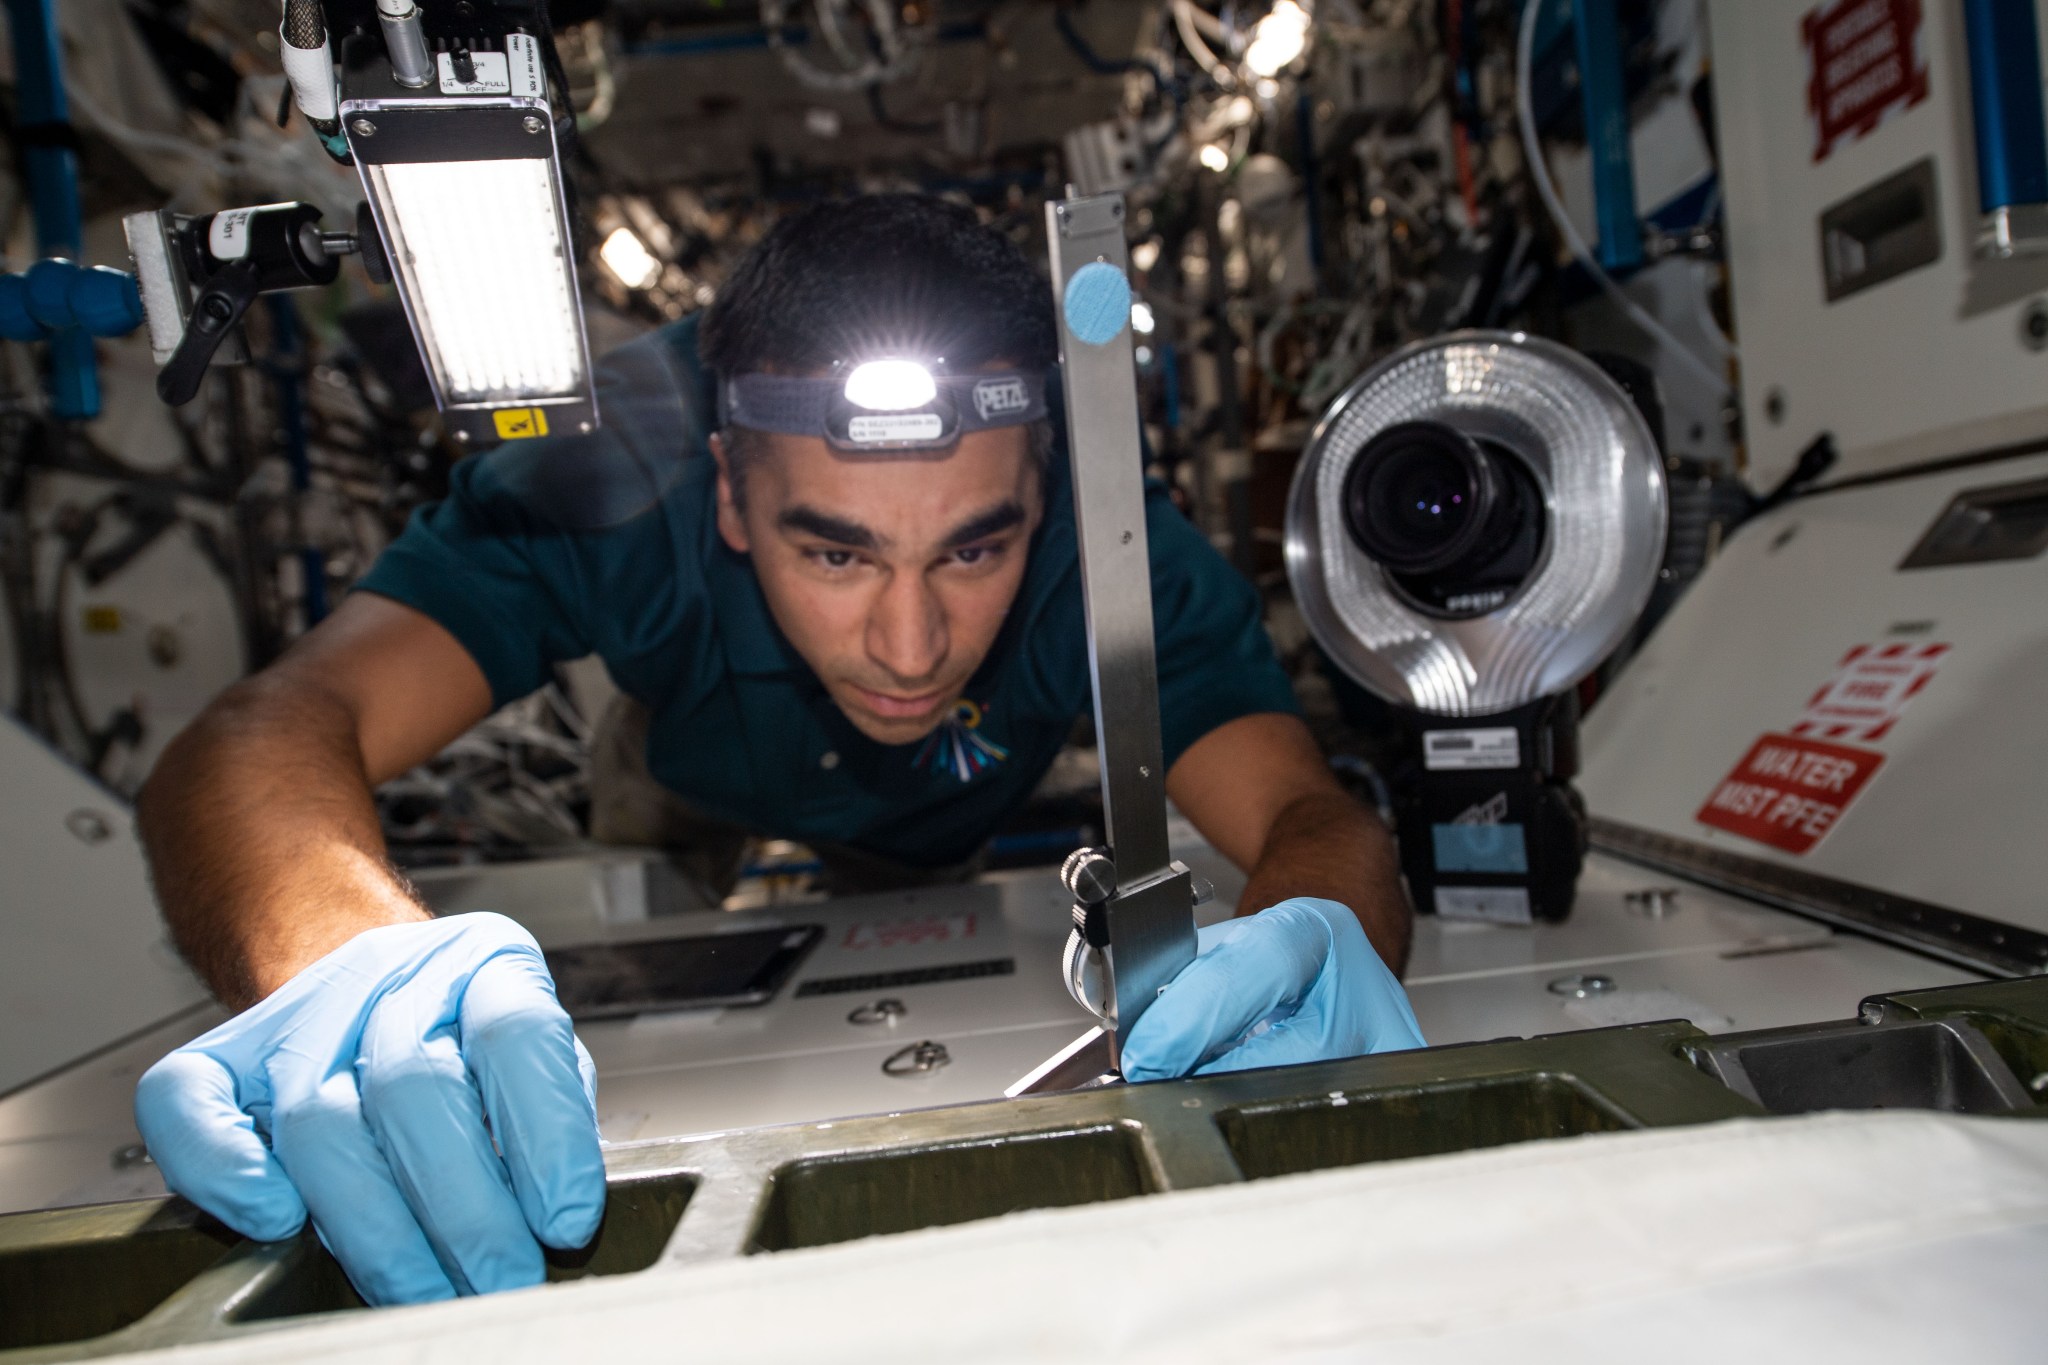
xmin=941 ymin=501 xmax=1027 ymax=550
xmin=778 ymin=506 xmax=880 ymax=550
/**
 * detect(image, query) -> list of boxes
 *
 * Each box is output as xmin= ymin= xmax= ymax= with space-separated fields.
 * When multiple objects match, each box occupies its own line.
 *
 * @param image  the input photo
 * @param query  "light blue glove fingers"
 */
xmin=1194 ymin=902 xmax=1426 ymax=1074
xmin=574 ymin=1035 xmax=598 ymax=1110
xmin=267 ymin=1069 xmax=456 ymax=1305
xmin=1189 ymin=991 xmax=1422 ymax=1075
xmin=356 ymin=981 xmax=546 ymax=1296
xmin=1300 ymin=900 xmax=1427 ymax=1053
xmin=1119 ymin=904 xmax=1328 ymax=1083
xmin=134 ymin=1049 xmax=307 ymax=1243
xmin=459 ymin=952 xmax=608 ymax=1250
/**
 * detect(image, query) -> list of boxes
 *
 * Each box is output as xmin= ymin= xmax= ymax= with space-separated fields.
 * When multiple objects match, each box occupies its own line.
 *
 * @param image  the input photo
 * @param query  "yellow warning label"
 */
xmin=493 ymin=407 xmax=550 ymax=440
xmin=82 ymin=605 xmax=122 ymax=634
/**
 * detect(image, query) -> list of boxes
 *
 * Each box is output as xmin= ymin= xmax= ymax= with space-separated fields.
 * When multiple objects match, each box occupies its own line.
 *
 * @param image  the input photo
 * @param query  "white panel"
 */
xmin=0 ymin=716 xmax=206 ymax=1095
xmin=1408 ymin=934 xmax=1974 ymax=1048
xmin=1708 ymin=0 xmax=2048 ymax=487
xmin=1405 ymin=852 xmax=1833 ymax=983
xmin=1582 ymin=454 xmax=2048 ymax=935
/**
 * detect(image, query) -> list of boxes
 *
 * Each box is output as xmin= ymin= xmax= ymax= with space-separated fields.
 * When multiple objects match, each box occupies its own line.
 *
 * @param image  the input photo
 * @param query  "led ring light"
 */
xmin=1286 ymin=331 xmax=1667 ymax=717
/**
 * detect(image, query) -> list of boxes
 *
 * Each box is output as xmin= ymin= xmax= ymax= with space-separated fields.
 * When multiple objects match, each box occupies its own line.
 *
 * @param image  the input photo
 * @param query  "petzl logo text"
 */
xmin=973 ymin=377 xmax=1029 ymax=420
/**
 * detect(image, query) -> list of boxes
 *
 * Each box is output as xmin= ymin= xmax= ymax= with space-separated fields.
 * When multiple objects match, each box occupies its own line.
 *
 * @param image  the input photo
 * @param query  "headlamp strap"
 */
xmin=722 ymin=370 xmax=1048 ymax=448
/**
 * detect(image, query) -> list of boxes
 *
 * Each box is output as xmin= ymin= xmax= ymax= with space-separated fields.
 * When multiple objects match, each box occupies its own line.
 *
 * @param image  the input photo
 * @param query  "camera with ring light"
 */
xmin=1287 ymin=332 xmax=1668 ymax=924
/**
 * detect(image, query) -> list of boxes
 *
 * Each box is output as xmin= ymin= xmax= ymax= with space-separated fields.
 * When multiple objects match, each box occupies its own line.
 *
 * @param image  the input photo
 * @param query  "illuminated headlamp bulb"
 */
xmin=844 ymin=359 xmax=938 ymax=411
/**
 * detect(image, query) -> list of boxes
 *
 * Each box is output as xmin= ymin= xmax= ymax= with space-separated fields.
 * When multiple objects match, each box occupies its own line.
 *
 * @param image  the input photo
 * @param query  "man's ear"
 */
xmin=709 ymin=432 xmax=751 ymax=554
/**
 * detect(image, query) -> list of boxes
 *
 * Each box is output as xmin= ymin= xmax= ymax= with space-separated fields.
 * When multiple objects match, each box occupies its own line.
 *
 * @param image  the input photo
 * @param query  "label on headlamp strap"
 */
xmin=972 ymin=376 xmax=1032 ymax=420
xmin=848 ymin=412 xmax=945 ymax=444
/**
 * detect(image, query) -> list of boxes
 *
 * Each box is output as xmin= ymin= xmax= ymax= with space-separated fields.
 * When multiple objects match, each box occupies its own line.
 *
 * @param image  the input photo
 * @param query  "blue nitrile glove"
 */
xmin=1120 ymin=897 xmax=1424 ymax=1082
xmin=134 ymin=912 xmax=605 ymax=1306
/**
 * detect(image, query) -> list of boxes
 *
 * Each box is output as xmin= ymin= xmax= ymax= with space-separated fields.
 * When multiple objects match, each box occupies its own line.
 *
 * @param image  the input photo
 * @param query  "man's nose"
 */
xmin=867 ymin=570 xmax=948 ymax=686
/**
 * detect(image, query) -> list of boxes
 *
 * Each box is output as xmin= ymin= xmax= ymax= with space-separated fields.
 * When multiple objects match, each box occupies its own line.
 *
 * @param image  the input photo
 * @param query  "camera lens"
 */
xmin=1342 ymin=422 xmax=1495 ymax=573
xmin=1341 ymin=420 xmax=1547 ymax=617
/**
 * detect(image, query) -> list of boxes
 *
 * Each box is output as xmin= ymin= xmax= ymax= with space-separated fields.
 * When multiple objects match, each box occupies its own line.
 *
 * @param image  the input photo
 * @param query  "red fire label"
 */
xmin=1790 ymin=640 xmax=1947 ymax=743
xmin=1696 ymin=732 xmax=1885 ymax=855
xmin=1804 ymin=0 xmax=1928 ymax=163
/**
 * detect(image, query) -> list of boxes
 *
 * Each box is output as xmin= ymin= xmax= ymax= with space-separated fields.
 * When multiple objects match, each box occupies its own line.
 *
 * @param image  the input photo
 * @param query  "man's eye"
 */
xmin=813 ymin=549 xmax=857 ymax=569
xmin=954 ymin=545 xmax=999 ymax=566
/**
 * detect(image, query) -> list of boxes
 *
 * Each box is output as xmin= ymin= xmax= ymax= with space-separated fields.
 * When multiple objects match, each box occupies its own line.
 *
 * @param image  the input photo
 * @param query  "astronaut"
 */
xmin=132 ymin=195 xmax=1422 ymax=1304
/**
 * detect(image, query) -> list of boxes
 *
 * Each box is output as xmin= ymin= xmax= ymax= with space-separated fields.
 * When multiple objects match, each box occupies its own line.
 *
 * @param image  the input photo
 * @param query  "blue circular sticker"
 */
xmin=1063 ymin=261 xmax=1132 ymax=346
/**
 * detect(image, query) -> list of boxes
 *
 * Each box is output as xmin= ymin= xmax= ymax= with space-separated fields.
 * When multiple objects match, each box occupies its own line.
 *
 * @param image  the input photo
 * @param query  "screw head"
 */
xmin=1624 ymin=886 xmax=1681 ymax=918
xmin=1061 ymin=847 xmax=1117 ymax=905
xmin=2023 ymin=299 xmax=2048 ymax=352
xmin=848 ymin=998 xmax=908 ymax=1026
xmin=65 ymin=809 xmax=112 ymax=844
xmin=350 ymin=117 xmax=376 ymax=138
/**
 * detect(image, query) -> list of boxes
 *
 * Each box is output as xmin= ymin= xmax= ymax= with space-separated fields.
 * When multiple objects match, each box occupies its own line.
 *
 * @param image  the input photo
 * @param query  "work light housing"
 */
xmin=340 ymin=31 xmax=596 ymax=447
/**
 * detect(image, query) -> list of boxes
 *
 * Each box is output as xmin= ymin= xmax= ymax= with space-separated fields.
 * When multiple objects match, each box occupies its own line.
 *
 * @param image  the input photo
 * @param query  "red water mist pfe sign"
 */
xmin=1695 ymin=732 xmax=1886 ymax=855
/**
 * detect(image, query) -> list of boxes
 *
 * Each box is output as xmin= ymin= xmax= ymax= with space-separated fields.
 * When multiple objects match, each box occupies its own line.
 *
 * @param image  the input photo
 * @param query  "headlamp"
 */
xmin=723 ymin=363 xmax=1048 ymax=454
xmin=843 ymin=358 xmax=938 ymax=410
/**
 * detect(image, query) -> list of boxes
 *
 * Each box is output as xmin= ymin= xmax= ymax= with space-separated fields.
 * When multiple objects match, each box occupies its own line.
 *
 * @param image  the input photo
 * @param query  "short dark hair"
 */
xmin=699 ymin=194 xmax=1057 ymax=379
xmin=702 ymin=195 xmax=1058 ymax=505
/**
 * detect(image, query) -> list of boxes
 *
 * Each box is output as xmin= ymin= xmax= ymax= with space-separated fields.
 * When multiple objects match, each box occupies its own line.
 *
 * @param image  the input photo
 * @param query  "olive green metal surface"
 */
xmin=6 ymin=974 xmax=2047 ymax=1361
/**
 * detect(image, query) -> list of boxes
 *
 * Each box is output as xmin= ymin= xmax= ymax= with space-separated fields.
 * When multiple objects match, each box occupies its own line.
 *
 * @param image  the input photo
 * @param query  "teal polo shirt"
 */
xmin=356 ymin=317 xmax=1299 ymax=868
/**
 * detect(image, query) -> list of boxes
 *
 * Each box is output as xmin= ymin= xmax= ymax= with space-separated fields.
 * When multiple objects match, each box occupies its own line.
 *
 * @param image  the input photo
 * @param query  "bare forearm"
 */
xmin=136 ymin=677 xmax=429 ymax=1009
xmin=1236 ymin=791 xmax=1412 ymax=975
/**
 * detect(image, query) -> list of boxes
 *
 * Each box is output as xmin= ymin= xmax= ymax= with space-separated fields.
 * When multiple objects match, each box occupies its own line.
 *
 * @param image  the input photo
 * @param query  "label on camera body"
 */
xmin=1432 ymin=821 xmax=1529 ymax=873
xmin=1423 ymin=727 xmax=1520 ymax=771
xmin=1433 ymin=886 xmax=1533 ymax=924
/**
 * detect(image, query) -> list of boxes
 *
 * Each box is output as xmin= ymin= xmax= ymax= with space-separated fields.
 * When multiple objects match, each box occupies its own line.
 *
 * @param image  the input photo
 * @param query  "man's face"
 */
xmin=713 ymin=425 xmax=1045 ymax=746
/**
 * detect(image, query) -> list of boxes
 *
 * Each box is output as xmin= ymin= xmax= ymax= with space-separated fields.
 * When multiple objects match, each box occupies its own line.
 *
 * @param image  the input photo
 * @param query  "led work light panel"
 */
xmin=367 ymin=158 xmax=584 ymax=405
xmin=341 ymin=30 xmax=597 ymax=445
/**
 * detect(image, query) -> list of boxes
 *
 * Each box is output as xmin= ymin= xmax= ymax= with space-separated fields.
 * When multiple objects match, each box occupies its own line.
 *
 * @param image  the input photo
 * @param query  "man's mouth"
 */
xmin=847 ymin=684 xmax=950 ymax=721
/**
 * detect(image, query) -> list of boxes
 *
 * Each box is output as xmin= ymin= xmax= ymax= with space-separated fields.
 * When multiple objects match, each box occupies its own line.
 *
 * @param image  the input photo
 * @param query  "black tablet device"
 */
xmin=543 ymin=925 xmax=823 ymax=1020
